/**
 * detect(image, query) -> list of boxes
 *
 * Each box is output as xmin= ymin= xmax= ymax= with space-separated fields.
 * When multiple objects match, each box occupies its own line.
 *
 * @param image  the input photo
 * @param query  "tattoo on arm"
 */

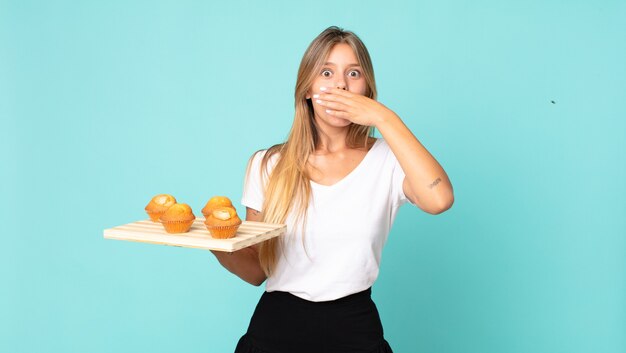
xmin=428 ymin=177 xmax=442 ymax=189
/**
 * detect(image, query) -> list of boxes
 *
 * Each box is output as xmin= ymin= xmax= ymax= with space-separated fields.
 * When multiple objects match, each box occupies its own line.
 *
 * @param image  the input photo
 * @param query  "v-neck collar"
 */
xmin=310 ymin=138 xmax=381 ymax=189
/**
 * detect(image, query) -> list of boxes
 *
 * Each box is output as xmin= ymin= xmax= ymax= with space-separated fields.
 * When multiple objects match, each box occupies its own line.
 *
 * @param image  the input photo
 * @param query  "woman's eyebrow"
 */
xmin=323 ymin=62 xmax=361 ymax=67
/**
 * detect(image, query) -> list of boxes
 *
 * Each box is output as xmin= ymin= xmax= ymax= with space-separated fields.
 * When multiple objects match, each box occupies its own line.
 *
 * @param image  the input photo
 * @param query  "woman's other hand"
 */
xmin=313 ymin=87 xmax=397 ymax=127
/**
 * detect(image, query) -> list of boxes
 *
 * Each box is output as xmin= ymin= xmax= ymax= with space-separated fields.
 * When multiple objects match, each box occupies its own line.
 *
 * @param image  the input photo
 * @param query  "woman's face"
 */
xmin=307 ymin=43 xmax=367 ymax=128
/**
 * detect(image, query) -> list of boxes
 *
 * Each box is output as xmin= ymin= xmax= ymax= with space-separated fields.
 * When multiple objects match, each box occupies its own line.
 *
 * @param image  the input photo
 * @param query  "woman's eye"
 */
xmin=348 ymin=70 xmax=361 ymax=78
xmin=321 ymin=69 xmax=332 ymax=78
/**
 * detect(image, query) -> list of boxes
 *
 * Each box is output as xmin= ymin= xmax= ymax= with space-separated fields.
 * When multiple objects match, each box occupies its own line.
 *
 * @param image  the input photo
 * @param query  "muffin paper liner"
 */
xmin=204 ymin=222 xmax=242 ymax=239
xmin=161 ymin=219 xmax=194 ymax=234
xmin=146 ymin=210 xmax=164 ymax=222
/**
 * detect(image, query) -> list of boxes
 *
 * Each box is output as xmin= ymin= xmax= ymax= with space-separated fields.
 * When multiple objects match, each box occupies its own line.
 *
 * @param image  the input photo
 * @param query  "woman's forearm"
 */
xmin=211 ymin=246 xmax=267 ymax=286
xmin=376 ymin=112 xmax=454 ymax=214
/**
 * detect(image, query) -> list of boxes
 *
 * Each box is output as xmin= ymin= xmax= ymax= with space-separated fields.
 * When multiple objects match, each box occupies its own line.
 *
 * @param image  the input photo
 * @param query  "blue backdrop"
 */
xmin=1 ymin=1 xmax=624 ymax=352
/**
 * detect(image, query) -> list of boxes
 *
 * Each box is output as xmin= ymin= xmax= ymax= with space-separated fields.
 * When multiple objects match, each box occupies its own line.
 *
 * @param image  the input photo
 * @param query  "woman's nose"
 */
xmin=335 ymin=81 xmax=347 ymax=90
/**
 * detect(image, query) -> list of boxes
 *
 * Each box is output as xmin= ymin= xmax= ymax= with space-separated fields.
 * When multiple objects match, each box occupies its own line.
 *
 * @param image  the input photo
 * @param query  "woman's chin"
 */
xmin=332 ymin=117 xmax=352 ymax=126
xmin=325 ymin=114 xmax=352 ymax=127
xmin=313 ymin=111 xmax=352 ymax=129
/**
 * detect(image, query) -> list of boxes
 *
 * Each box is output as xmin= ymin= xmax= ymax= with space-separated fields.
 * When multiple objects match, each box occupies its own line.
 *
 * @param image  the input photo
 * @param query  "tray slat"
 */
xmin=103 ymin=218 xmax=286 ymax=252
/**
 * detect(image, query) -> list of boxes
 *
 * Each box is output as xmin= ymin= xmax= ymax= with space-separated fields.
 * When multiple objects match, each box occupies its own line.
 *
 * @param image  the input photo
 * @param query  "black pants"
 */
xmin=235 ymin=288 xmax=393 ymax=353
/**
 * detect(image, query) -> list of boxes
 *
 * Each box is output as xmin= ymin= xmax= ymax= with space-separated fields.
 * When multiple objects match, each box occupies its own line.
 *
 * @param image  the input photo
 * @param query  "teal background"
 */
xmin=1 ymin=0 xmax=624 ymax=352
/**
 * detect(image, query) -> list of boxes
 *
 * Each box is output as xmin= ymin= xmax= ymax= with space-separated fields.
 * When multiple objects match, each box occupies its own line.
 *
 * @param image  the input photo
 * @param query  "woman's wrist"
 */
xmin=374 ymin=110 xmax=401 ymax=131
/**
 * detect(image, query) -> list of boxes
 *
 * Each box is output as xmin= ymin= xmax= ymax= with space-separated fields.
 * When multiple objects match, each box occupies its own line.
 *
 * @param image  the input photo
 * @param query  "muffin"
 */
xmin=202 ymin=196 xmax=235 ymax=218
xmin=145 ymin=194 xmax=177 ymax=222
xmin=159 ymin=203 xmax=196 ymax=233
xmin=204 ymin=206 xmax=242 ymax=239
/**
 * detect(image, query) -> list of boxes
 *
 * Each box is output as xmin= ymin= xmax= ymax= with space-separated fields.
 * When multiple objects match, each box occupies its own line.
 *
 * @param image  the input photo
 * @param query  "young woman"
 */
xmin=212 ymin=26 xmax=454 ymax=353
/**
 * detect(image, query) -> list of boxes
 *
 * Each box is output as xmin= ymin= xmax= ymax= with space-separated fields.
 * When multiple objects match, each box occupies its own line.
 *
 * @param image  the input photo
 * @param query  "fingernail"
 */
xmin=320 ymin=87 xmax=327 ymax=91
xmin=313 ymin=94 xmax=319 ymax=99
xmin=316 ymin=99 xmax=322 ymax=104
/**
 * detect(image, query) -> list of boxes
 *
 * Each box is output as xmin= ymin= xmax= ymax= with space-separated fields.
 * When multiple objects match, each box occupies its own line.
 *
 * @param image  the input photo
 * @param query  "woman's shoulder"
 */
xmin=249 ymin=143 xmax=283 ymax=160
xmin=373 ymin=137 xmax=389 ymax=147
xmin=364 ymin=138 xmax=397 ymax=164
xmin=369 ymin=137 xmax=391 ymax=153
xmin=247 ymin=143 xmax=283 ymax=171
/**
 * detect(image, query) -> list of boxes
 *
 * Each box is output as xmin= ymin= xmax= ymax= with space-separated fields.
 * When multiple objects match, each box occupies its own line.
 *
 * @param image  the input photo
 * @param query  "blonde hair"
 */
xmin=255 ymin=26 xmax=378 ymax=276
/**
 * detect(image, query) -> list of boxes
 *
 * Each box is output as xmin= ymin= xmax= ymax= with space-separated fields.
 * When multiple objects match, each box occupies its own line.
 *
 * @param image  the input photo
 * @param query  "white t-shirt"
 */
xmin=241 ymin=138 xmax=411 ymax=302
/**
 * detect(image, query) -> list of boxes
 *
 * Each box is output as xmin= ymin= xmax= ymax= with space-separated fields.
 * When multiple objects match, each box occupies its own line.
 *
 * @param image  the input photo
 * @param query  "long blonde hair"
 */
xmin=255 ymin=26 xmax=378 ymax=276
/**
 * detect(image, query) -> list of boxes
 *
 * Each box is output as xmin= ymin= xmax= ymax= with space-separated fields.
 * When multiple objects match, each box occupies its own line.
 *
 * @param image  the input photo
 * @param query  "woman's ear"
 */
xmin=305 ymin=90 xmax=311 ymax=99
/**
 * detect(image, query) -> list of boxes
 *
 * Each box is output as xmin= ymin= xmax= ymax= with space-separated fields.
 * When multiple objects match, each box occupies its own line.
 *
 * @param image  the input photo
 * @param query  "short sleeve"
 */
xmin=388 ymin=145 xmax=414 ymax=208
xmin=241 ymin=150 xmax=268 ymax=212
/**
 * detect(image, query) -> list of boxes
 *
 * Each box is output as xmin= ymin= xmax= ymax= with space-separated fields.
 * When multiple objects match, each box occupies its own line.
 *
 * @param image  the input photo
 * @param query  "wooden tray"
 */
xmin=103 ymin=218 xmax=286 ymax=252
